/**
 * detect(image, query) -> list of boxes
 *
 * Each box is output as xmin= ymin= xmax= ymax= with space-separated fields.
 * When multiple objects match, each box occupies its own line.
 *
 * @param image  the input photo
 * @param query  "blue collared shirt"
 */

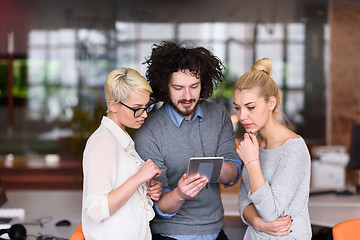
xmin=155 ymin=103 xmax=242 ymax=240
xmin=164 ymin=102 xmax=204 ymax=127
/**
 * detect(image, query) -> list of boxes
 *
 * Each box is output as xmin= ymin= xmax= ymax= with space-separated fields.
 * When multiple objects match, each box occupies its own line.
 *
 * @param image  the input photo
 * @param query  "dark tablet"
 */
xmin=187 ymin=157 xmax=224 ymax=183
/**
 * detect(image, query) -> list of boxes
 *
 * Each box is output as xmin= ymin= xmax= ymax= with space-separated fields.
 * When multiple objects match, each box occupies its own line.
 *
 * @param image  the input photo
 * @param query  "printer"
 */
xmin=311 ymin=145 xmax=349 ymax=191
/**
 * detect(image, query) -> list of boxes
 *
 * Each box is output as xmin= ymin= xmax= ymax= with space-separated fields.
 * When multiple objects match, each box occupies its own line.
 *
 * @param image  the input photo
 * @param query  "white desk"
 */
xmin=308 ymin=194 xmax=360 ymax=227
xmin=221 ymin=193 xmax=360 ymax=228
xmin=1 ymin=190 xmax=82 ymax=239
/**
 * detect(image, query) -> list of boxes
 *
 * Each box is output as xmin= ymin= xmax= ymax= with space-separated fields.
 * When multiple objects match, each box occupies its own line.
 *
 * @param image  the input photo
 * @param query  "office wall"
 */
xmin=329 ymin=0 xmax=360 ymax=148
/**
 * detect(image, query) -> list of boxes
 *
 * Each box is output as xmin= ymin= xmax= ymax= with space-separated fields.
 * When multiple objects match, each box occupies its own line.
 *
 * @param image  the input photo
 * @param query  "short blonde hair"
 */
xmin=104 ymin=68 xmax=152 ymax=113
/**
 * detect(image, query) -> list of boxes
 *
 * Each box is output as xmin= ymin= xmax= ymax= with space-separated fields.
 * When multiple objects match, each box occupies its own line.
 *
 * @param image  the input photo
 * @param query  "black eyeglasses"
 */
xmin=118 ymin=101 xmax=155 ymax=118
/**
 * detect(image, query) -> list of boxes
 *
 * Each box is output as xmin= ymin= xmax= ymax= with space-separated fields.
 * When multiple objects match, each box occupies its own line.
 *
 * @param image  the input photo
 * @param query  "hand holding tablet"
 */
xmin=187 ymin=157 xmax=224 ymax=183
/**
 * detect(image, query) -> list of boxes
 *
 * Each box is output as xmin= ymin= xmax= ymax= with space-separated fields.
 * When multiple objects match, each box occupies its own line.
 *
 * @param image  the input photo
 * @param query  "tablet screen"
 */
xmin=187 ymin=157 xmax=224 ymax=183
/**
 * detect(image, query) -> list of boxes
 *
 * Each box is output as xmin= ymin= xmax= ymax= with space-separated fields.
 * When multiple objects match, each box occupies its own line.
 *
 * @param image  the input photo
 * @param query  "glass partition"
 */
xmin=0 ymin=2 xmax=328 ymax=157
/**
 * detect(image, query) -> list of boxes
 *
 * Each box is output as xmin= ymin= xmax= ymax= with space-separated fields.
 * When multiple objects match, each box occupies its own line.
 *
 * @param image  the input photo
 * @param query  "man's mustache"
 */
xmin=178 ymin=99 xmax=196 ymax=104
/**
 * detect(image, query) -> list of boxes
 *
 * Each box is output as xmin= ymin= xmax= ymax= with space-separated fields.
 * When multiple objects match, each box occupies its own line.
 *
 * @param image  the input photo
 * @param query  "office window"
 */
xmin=24 ymin=21 xmax=314 ymax=133
xmin=28 ymin=30 xmax=78 ymax=121
xmin=0 ymin=14 xmax=328 ymax=154
xmin=255 ymin=23 xmax=307 ymax=126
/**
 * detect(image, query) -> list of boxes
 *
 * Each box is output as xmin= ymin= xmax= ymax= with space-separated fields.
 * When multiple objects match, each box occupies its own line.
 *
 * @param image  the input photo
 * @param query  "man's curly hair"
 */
xmin=143 ymin=41 xmax=225 ymax=103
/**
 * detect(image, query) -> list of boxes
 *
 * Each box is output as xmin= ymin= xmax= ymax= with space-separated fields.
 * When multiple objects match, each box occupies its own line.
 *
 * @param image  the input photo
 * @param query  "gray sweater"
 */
xmin=134 ymin=101 xmax=239 ymax=235
xmin=239 ymin=137 xmax=312 ymax=239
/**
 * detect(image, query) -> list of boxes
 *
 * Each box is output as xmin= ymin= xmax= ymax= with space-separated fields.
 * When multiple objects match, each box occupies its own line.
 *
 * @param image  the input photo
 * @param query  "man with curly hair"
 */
xmin=134 ymin=41 xmax=242 ymax=240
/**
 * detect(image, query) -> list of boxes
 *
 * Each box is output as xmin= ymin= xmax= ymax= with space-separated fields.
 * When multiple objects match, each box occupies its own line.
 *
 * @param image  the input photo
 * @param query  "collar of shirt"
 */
xmin=164 ymin=102 xmax=204 ymax=128
xmin=101 ymin=116 xmax=133 ymax=150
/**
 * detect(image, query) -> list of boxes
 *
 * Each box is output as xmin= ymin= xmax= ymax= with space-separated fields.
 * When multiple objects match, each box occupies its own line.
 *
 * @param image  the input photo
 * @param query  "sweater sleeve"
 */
xmin=238 ymin=177 xmax=252 ymax=226
xmin=249 ymin=141 xmax=310 ymax=222
xmin=134 ymin=125 xmax=170 ymax=190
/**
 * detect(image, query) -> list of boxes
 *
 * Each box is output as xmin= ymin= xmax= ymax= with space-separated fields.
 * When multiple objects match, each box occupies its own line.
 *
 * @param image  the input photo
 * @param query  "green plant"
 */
xmin=66 ymin=98 xmax=106 ymax=156
xmin=211 ymin=69 xmax=237 ymax=100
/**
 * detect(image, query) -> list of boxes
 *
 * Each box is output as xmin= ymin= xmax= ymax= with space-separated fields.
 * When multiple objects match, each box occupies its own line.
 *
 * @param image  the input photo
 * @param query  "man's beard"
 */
xmin=172 ymin=99 xmax=197 ymax=117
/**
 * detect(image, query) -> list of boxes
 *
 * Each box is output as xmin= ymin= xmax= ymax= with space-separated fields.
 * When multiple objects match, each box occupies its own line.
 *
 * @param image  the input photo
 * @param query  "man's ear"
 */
xmin=108 ymin=100 xmax=118 ymax=113
xmin=268 ymin=96 xmax=277 ymax=111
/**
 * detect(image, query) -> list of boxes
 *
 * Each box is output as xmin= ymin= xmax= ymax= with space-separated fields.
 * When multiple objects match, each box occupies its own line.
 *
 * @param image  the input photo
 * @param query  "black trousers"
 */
xmin=152 ymin=229 xmax=228 ymax=240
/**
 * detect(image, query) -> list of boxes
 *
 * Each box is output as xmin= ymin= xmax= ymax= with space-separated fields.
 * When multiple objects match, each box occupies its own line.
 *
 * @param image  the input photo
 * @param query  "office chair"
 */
xmin=70 ymin=223 xmax=85 ymax=240
xmin=332 ymin=218 xmax=360 ymax=240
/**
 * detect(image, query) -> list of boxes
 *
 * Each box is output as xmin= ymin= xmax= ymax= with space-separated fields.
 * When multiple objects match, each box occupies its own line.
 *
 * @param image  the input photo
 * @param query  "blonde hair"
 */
xmin=234 ymin=58 xmax=286 ymax=122
xmin=104 ymin=68 xmax=152 ymax=113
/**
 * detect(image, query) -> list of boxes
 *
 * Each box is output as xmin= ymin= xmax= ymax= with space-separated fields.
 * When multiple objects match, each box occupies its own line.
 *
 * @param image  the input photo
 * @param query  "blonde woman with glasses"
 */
xmin=82 ymin=68 xmax=162 ymax=240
